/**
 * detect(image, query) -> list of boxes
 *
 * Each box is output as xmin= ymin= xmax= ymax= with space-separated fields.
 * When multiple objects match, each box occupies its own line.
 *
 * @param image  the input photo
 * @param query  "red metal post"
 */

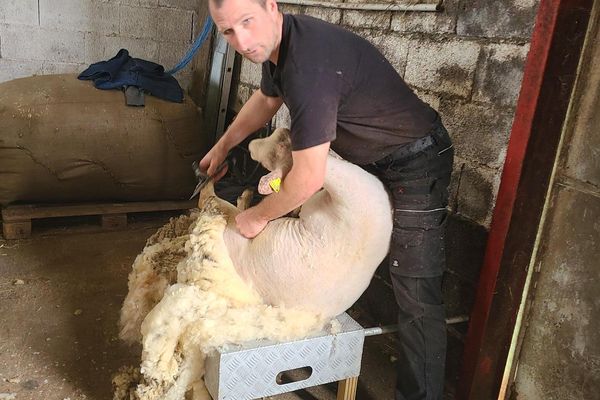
xmin=458 ymin=0 xmax=594 ymax=398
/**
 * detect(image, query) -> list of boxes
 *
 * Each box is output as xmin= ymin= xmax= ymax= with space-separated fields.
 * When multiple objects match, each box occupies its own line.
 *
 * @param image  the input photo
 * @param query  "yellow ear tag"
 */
xmin=269 ymin=177 xmax=281 ymax=193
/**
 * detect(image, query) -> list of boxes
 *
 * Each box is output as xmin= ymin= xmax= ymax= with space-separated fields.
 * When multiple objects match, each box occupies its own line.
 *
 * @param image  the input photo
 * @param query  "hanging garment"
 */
xmin=78 ymin=49 xmax=184 ymax=103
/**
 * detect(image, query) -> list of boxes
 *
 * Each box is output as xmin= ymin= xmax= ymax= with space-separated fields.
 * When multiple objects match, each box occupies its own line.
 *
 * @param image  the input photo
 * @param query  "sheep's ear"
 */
xmin=272 ymin=127 xmax=290 ymax=141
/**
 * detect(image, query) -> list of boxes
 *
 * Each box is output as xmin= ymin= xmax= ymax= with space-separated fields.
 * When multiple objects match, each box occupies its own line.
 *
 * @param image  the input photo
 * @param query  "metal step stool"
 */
xmin=204 ymin=313 xmax=366 ymax=400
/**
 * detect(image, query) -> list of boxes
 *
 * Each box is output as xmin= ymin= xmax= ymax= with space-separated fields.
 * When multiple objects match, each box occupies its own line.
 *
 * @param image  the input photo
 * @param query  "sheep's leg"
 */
xmin=236 ymin=188 xmax=254 ymax=211
xmin=198 ymin=180 xmax=241 ymax=221
xmin=119 ymin=265 xmax=170 ymax=343
xmin=191 ymin=379 xmax=212 ymax=400
xmin=160 ymin=349 xmax=205 ymax=400
xmin=197 ymin=180 xmax=216 ymax=209
xmin=140 ymin=284 xmax=203 ymax=382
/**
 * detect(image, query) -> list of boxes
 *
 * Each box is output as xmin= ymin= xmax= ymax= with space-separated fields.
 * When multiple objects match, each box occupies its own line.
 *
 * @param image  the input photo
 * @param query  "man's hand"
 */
xmin=235 ymin=208 xmax=269 ymax=238
xmin=233 ymin=142 xmax=330 ymax=238
xmin=198 ymin=89 xmax=283 ymax=179
xmin=199 ymin=144 xmax=229 ymax=180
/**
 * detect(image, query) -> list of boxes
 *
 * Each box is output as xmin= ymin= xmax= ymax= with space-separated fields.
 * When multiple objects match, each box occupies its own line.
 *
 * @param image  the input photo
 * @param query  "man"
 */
xmin=200 ymin=0 xmax=454 ymax=398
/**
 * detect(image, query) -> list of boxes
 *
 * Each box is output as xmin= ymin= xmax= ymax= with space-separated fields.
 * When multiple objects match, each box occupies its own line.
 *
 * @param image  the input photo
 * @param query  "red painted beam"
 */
xmin=460 ymin=1 xmax=560 ymax=389
xmin=458 ymin=0 xmax=594 ymax=398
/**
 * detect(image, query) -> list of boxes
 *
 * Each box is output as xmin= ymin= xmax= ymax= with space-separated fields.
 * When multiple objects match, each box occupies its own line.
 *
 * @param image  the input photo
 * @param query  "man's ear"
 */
xmin=267 ymin=0 xmax=278 ymax=13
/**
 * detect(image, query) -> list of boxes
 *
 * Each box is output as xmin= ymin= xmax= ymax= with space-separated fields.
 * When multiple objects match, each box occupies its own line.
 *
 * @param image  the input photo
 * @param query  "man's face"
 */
xmin=210 ymin=0 xmax=281 ymax=64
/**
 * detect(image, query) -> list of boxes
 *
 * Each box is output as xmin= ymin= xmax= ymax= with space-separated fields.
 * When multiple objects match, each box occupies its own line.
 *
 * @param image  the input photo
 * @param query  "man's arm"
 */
xmin=200 ymin=89 xmax=284 ymax=177
xmin=235 ymin=141 xmax=330 ymax=238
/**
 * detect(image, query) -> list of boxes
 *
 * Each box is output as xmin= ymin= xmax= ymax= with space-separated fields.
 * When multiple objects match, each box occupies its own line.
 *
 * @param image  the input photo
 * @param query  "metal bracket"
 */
xmin=205 ymin=33 xmax=237 ymax=145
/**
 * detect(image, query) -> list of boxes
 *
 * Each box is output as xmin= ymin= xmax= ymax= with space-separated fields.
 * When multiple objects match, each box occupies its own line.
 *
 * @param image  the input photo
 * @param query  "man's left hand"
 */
xmin=235 ymin=209 xmax=269 ymax=238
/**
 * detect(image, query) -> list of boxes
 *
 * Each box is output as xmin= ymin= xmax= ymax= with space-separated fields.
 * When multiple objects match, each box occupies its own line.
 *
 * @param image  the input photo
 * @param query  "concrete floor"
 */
xmin=0 ymin=213 xmax=406 ymax=400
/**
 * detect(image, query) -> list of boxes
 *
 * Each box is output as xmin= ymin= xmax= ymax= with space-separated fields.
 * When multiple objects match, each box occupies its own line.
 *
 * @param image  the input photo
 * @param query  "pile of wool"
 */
xmin=114 ymin=197 xmax=327 ymax=400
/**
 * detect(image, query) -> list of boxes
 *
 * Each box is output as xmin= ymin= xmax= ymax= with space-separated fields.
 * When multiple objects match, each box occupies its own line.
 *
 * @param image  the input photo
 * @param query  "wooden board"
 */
xmin=2 ymin=200 xmax=196 ymax=240
xmin=337 ymin=376 xmax=358 ymax=400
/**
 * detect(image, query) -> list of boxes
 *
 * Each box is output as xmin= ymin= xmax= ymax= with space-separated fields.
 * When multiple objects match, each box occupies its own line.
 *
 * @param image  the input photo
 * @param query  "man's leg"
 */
xmin=392 ymin=274 xmax=446 ymax=400
xmin=379 ymin=124 xmax=453 ymax=400
xmin=389 ymin=207 xmax=447 ymax=400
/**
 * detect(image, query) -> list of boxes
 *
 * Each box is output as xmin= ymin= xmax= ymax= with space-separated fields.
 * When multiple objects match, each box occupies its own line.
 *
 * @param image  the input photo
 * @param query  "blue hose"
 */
xmin=166 ymin=15 xmax=214 ymax=75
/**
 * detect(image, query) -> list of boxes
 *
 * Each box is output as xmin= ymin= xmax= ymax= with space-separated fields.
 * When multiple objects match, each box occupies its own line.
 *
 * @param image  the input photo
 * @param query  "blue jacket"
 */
xmin=78 ymin=49 xmax=183 ymax=103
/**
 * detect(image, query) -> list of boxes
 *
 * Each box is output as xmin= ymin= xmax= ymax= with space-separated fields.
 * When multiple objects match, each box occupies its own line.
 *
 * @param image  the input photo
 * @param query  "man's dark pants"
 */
xmin=364 ymin=119 xmax=454 ymax=400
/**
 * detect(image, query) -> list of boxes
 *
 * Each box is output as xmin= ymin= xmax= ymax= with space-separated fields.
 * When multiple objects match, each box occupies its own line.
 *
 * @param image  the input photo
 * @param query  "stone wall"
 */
xmin=0 ymin=0 xmax=205 ymax=93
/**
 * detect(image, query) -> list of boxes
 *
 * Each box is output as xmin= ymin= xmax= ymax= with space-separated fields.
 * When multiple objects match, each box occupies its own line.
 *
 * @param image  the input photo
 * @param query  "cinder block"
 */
xmin=342 ymin=10 xmax=391 ymax=30
xmin=40 ymin=61 xmax=86 ymax=75
xmin=158 ymin=40 xmax=194 ymax=89
xmin=451 ymin=157 xmax=498 ymax=227
xmin=413 ymin=89 xmax=440 ymax=111
xmin=119 ymin=0 xmax=160 ymax=7
xmin=239 ymin=58 xmax=262 ymax=87
xmin=158 ymin=39 xmax=193 ymax=72
xmin=39 ymin=0 xmax=119 ymax=35
xmin=159 ymin=0 xmax=200 ymax=11
xmin=120 ymin=5 xmax=193 ymax=42
xmin=0 ymin=0 xmax=38 ymax=25
xmin=391 ymin=8 xmax=456 ymax=34
xmin=473 ymin=43 xmax=530 ymax=108
xmin=158 ymin=7 xmax=195 ymax=43
xmin=84 ymin=32 xmax=160 ymax=64
xmin=1 ymin=24 xmax=85 ymax=63
xmin=274 ymin=104 xmax=291 ymax=129
xmin=404 ymin=38 xmax=480 ymax=98
xmin=457 ymin=0 xmax=538 ymax=39
xmin=278 ymin=4 xmax=302 ymax=14
xmin=362 ymin=31 xmax=409 ymax=76
xmin=304 ymin=6 xmax=341 ymax=25
xmin=232 ymin=84 xmax=253 ymax=113
xmin=0 ymin=59 xmax=41 ymax=83
xmin=439 ymin=100 xmax=514 ymax=169
xmin=119 ymin=5 xmax=163 ymax=39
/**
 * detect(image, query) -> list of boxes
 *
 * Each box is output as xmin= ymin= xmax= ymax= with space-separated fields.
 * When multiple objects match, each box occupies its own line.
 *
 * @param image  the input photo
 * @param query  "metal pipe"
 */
xmin=446 ymin=315 xmax=469 ymax=325
xmin=364 ymin=325 xmax=398 ymax=337
xmin=364 ymin=315 xmax=469 ymax=337
xmin=277 ymin=0 xmax=441 ymax=12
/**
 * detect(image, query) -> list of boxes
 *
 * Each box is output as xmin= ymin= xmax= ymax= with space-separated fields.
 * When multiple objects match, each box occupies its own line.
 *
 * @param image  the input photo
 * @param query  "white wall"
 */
xmin=0 ymin=0 xmax=201 ymax=90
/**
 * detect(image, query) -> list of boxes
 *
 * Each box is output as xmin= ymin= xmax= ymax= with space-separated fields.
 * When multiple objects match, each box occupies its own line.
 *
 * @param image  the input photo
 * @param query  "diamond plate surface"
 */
xmin=205 ymin=313 xmax=365 ymax=400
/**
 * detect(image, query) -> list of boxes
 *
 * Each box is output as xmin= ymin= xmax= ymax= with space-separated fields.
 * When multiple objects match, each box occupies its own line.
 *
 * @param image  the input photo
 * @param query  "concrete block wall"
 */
xmin=234 ymin=0 xmax=540 ymax=228
xmin=0 ymin=0 xmax=204 ymax=92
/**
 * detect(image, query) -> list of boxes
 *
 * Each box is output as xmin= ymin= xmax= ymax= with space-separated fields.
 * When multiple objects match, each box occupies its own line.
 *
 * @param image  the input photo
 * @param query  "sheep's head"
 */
xmin=248 ymin=128 xmax=293 ymax=175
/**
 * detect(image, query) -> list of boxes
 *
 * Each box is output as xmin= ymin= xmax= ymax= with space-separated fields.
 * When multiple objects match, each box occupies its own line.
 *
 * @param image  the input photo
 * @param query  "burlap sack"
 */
xmin=0 ymin=74 xmax=210 ymax=206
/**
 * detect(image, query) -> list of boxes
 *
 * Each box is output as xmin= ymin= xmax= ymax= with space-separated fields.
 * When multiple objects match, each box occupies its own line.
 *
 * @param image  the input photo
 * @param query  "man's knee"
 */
xmin=391 ymin=275 xmax=444 ymax=323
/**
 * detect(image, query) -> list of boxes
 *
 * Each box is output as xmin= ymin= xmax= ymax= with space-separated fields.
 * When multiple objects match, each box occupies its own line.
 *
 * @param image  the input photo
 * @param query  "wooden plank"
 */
xmin=1 ymin=200 xmax=196 ymax=222
xmin=101 ymin=213 xmax=128 ymax=229
xmin=2 ymin=220 xmax=32 ymax=240
xmin=337 ymin=376 xmax=358 ymax=400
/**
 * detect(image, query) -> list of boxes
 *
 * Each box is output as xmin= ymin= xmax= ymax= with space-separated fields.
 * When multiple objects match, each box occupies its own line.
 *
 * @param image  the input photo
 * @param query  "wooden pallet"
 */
xmin=1 ymin=200 xmax=196 ymax=240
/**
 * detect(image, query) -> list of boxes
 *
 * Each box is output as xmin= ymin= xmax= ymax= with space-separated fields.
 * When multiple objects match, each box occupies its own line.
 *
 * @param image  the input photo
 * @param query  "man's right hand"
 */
xmin=199 ymin=144 xmax=229 ymax=181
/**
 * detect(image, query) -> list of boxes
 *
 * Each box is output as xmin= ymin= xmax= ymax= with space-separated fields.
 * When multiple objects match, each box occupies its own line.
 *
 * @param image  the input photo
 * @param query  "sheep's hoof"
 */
xmin=237 ymin=188 xmax=254 ymax=211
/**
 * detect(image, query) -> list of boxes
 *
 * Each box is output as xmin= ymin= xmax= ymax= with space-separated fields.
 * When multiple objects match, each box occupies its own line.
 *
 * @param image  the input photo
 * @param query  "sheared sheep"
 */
xmin=114 ymin=128 xmax=392 ymax=399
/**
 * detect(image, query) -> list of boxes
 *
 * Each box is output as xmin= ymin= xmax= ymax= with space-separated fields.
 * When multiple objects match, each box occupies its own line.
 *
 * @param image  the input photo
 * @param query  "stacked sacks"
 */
xmin=0 ymin=74 xmax=209 ymax=206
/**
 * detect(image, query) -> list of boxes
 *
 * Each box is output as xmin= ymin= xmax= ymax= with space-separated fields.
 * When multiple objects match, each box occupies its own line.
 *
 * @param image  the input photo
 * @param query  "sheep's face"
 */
xmin=249 ymin=128 xmax=293 ymax=175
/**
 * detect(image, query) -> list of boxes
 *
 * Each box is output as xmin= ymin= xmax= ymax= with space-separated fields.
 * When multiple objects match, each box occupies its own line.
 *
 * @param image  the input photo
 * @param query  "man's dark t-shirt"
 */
xmin=261 ymin=14 xmax=437 ymax=165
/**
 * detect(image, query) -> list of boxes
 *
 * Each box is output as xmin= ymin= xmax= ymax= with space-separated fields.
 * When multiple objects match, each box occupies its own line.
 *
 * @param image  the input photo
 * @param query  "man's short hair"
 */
xmin=211 ymin=0 xmax=267 ymax=8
